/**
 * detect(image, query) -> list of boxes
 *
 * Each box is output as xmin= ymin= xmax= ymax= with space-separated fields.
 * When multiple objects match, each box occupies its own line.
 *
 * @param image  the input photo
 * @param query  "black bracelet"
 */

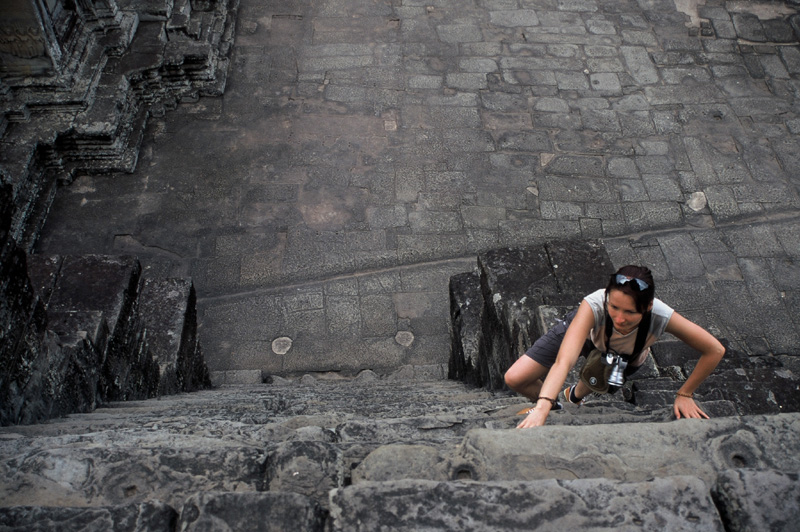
xmin=537 ymin=396 xmax=558 ymax=407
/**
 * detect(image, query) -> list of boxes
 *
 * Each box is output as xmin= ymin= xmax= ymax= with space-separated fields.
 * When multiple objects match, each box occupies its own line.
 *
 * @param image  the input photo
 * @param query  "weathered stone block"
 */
xmin=265 ymin=441 xmax=342 ymax=508
xmin=732 ymin=13 xmax=766 ymax=42
xmin=47 ymin=255 xmax=140 ymax=333
xmin=8 ymin=253 xmax=212 ymax=425
xmin=0 ymin=324 xmax=100 ymax=426
xmin=178 ymin=492 xmax=326 ymax=532
xmin=351 ymin=443 xmax=452 ymax=483
xmin=0 ymin=443 xmax=267 ymax=508
xmin=702 ymin=370 xmax=793 ymax=416
xmin=477 ymin=245 xmax=554 ymax=389
xmin=32 ymin=330 xmax=101 ymax=421
xmin=457 ymin=414 xmax=800 ymax=485
xmin=139 ymin=278 xmax=210 ymax=395
xmin=545 ymin=240 xmax=614 ymax=303
xmin=761 ymin=18 xmax=796 ymax=43
xmin=713 ymin=469 xmax=800 ymax=532
xmin=447 ymin=271 xmax=484 ymax=386
xmin=47 ymin=310 xmax=109 ymax=355
xmin=1 ymin=182 xmax=50 ymax=426
xmin=329 ymin=476 xmax=724 ymax=531
xmin=0 ymin=502 xmax=177 ymax=532
xmin=46 ymin=255 xmax=159 ymax=402
xmin=450 ymin=241 xmax=613 ymax=390
xmin=25 ymin=254 xmax=62 ymax=308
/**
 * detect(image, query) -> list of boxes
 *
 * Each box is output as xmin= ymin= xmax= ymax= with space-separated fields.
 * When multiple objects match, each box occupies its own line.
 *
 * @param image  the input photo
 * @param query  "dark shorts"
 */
xmin=524 ymin=308 xmax=642 ymax=377
xmin=524 ymin=309 xmax=592 ymax=368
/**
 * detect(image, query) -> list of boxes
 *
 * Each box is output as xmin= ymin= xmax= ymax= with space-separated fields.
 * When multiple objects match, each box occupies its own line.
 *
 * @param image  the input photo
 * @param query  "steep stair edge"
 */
xmin=1 ymin=253 xmax=211 ymax=426
xmin=1 ymin=369 xmax=799 ymax=531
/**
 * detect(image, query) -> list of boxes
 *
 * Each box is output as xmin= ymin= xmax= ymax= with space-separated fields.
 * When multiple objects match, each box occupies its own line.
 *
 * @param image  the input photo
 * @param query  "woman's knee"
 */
xmin=504 ymin=357 xmax=541 ymax=390
xmin=504 ymin=367 xmax=521 ymax=390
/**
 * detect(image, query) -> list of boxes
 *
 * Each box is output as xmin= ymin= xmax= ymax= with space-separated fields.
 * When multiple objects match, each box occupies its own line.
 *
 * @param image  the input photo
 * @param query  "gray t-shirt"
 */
xmin=583 ymin=289 xmax=674 ymax=366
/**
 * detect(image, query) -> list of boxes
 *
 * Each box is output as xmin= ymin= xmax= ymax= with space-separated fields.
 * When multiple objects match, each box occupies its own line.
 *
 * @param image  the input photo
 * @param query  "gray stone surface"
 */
xmin=329 ymin=476 xmax=725 ymax=531
xmin=4 ymin=252 xmax=211 ymax=425
xmin=2 ymin=0 xmax=800 ymax=528
xmin=139 ymin=278 xmax=210 ymax=394
xmin=713 ymin=469 xmax=800 ymax=532
xmin=178 ymin=492 xmax=326 ymax=532
xmin=352 ymin=443 xmax=452 ymax=483
xmin=265 ymin=441 xmax=340 ymax=508
xmin=46 ymin=255 xmax=158 ymax=402
xmin=458 ymin=415 xmax=800 ymax=484
xmin=19 ymin=0 xmax=799 ymax=379
xmin=0 ymin=374 xmax=798 ymax=530
xmin=0 ymin=441 xmax=267 ymax=509
xmin=0 ymin=502 xmax=177 ymax=532
xmin=448 ymin=271 xmax=484 ymax=386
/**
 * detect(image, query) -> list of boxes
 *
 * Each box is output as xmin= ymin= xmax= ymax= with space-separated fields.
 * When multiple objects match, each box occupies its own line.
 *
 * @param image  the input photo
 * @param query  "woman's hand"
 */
xmin=674 ymin=394 xmax=709 ymax=419
xmin=665 ymin=312 xmax=724 ymax=421
xmin=514 ymin=302 xmax=596 ymax=430
xmin=516 ymin=406 xmax=548 ymax=428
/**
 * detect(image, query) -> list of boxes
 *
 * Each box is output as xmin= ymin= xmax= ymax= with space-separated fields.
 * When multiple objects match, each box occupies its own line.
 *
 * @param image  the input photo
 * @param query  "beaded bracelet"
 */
xmin=536 ymin=396 xmax=559 ymax=407
xmin=676 ymin=391 xmax=693 ymax=398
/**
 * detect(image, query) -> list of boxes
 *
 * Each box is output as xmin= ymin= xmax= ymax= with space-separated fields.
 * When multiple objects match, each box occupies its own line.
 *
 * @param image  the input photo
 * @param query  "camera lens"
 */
xmin=608 ymin=366 xmax=624 ymax=386
xmin=606 ymin=353 xmax=627 ymax=387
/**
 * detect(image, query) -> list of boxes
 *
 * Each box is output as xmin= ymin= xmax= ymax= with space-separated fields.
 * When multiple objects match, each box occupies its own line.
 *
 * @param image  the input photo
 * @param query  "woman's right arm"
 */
xmin=517 ymin=300 xmax=596 ymax=429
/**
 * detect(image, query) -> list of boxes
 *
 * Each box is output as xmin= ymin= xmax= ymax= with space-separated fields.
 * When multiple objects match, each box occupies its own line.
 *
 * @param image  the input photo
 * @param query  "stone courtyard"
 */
xmin=26 ymin=0 xmax=800 ymax=380
xmin=2 ymin=0 xmax=800 ymax=529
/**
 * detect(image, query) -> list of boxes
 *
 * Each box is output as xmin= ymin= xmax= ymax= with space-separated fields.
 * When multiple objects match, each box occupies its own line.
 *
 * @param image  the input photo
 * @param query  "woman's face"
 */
xmin=607 ymin=288 xmax=649 ymax=335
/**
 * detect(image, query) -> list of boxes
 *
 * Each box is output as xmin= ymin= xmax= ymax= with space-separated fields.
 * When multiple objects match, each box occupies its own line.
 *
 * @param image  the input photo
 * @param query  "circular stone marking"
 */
xmin=272 ymin=336 xmax=293 ymax=355
xmin=395 ymin=331 xmax=414 ymax=347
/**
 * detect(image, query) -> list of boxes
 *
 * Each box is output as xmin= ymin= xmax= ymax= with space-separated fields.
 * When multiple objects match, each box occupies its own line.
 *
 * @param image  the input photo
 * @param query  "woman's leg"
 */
xmin=504 ymin=355 xmax=551 ymax=402
xmin=506 ymin=309 xmax=578 ymax=401
xmin=564 ymin=340 xmax=598 ymax=403
xmin=572 ymin=379 xmax=591 ymax=399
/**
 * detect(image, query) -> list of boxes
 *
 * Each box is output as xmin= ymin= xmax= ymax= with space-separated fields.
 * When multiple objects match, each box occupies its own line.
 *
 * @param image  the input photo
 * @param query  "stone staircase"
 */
xmin=0 ymin=367 xmax=799 ymax=531
xmin=3 ymin=222 xmax=800 ymax=530
xmin=2 ymin=239 xmax=800 ymax=530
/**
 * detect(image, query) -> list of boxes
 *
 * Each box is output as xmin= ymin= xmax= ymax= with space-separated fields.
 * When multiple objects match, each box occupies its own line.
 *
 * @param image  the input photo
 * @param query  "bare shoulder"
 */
xmin=569 ymin=299 xmax=596 ymax=331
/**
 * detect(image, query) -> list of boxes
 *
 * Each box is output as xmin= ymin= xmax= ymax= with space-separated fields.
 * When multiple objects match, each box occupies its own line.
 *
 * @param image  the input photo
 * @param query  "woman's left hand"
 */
xmin=674 ymin=395 xmax=709 ymax=419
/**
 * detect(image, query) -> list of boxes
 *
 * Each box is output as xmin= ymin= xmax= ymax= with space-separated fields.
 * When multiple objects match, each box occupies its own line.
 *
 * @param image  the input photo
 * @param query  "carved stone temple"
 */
xmin=1 ymin=0 xmax=236 ymax=424
xmin=1 ymin=0 xmax=800 ymax=529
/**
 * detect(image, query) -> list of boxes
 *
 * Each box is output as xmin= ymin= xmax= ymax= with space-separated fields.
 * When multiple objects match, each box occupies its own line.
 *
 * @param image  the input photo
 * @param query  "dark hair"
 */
xmin=605 ymin=265 xmax=655 ymax=314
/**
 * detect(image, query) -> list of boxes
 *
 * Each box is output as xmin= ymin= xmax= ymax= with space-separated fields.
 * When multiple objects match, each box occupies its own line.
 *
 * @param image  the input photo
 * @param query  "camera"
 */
xmin=604 ymin=351 xmax=628 ymax=387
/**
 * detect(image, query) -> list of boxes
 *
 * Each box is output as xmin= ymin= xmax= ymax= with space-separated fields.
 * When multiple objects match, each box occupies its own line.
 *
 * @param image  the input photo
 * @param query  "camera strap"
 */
xmin=603 ymin=308 xmax=651 ymax=362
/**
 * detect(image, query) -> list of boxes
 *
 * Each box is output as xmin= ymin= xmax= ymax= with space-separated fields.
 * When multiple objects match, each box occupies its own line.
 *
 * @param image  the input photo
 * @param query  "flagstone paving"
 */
xmin=34 ymin=0 xmax=800 ymax=380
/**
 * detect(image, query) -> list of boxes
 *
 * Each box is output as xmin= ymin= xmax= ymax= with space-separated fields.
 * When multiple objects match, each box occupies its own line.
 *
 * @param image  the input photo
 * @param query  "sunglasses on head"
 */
xmin=614 ymin=274 xmax=650 ymax=291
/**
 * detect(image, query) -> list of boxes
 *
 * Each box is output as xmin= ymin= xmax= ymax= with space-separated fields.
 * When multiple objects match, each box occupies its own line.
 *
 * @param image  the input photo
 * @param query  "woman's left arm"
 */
xmin=664 ymin=311 xmax=726 ymax=419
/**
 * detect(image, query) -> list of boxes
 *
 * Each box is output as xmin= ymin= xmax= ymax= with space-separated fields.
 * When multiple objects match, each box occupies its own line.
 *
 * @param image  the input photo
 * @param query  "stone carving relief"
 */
xmin=0 ymin=26 xmax=46 ymax=59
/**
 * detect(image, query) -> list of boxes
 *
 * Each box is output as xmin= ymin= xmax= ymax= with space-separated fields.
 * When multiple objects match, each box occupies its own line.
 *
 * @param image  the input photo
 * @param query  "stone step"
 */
xmin=329 ymin=468 xmax=800 ymax=532
xmin=2 ymin=372 xmax=796 ymax=474
xmin=1 ymin=384 xmax=798 ymax=531
xmin=331 ymin=477 xmax=727 ymax=531
xmin=2 ymin=469 xmax=797 ymax=532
